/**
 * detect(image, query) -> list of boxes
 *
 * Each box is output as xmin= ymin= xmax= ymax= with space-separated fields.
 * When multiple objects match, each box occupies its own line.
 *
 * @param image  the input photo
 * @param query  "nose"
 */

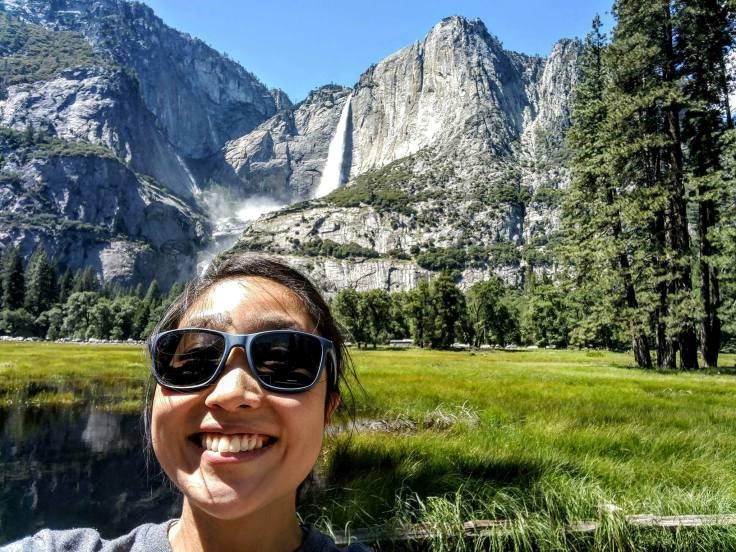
xmin=204 ymin=346 xmax=264 ymax=410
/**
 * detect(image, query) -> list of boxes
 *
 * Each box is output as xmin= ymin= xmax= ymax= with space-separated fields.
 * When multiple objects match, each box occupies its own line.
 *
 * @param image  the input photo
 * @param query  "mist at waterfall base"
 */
xmin=196 ymin=189 xmax=285 ymax=273
xmin=195 ymin=94 xmax=352 ymax=274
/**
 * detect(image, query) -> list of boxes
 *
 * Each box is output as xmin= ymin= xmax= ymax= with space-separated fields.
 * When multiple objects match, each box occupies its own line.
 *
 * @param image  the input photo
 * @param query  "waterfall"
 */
xmin=314 ymin=93 xmax=353 ymax=198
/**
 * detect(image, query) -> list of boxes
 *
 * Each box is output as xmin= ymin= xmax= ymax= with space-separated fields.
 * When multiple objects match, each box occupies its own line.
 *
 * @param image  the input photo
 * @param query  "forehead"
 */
xmin=179 ymin=277 xmax=315 ymax=332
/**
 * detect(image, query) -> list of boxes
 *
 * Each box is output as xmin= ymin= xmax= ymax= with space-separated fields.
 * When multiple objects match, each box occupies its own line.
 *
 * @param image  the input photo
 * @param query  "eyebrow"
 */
xmin=246 ymin=314 xmax=302 ymax=332
xmin=182 ymin=312 xmax=302 ymax=333
xmin=183 ymin=313 xmax=233 ymax=330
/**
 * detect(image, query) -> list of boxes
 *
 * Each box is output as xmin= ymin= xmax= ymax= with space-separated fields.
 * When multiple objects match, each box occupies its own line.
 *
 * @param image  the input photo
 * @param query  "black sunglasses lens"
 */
xmin=154 ymin=330 xmax=226 ymax=387
xmin=251 ymin=332 xmax=323 ymax=389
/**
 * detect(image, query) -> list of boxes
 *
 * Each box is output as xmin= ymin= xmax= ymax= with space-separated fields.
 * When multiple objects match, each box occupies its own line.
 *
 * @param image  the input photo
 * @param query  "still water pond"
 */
xmin=0 ymin=405 xmax=180 ymax=544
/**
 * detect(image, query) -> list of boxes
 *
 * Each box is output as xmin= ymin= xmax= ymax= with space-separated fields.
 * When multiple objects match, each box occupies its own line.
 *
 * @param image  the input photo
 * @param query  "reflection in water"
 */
xmin=81 ymin=411 xmax=122 ymax=453
xmin=0 ymin=406 xmax=180 ymax=544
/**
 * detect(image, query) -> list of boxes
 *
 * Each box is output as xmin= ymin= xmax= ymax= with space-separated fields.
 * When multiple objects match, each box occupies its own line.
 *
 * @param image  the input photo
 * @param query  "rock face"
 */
xmin=212 ymin=86 xmax=352 ymax=201
xmin=349 ymin=17 xmax=529 ymax=175
xmin=2 ymin=0 xmax=278 ymax=158
xmin=0 ymin=150 xmax=208 ymax=288
xmin=0 ymin=66 xmax=197 ymax=199
xmin=0 ymin=0 xmax=276 ymax=287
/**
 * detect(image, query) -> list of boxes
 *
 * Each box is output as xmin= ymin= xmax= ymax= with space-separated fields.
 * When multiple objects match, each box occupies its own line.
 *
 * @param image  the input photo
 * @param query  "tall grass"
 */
xmin=307 ymin=349 xmax=736 ymax=549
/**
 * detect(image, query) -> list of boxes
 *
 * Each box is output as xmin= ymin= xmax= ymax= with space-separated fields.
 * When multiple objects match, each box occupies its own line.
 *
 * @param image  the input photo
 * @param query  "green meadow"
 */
xmin=3 ymin=342 xmax=736 ymax=550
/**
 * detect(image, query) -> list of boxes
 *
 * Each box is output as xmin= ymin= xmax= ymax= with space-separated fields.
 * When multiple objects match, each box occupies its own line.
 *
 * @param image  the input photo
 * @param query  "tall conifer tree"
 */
xmin=564 ymin=16 xmax=653 ymax=367
xmin=24 ymin=247 xmax=57 ymax=316
xmin=605 ymin=0 xmax=699 ymax=369
xmin=678 ymin=0 xmax=734 ymax=367
xmin=1 ymin=247 xmax=25 ymax=310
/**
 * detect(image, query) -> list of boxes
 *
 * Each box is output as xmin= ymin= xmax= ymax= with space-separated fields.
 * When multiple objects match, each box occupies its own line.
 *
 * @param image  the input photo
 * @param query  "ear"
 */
xmin=324 ymin=392 xmax=341 ymax=424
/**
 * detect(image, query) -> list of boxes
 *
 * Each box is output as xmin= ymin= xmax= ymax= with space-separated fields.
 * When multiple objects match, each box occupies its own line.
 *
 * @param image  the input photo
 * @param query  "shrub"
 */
xmin=325 ymin=160 xmax=415 ymax=215
xmin=0 ymin=308 xmax=36 ymax=337
xmin=415 ymin=247 xmax=467 ymax=272
xmin=300 ymin=238 xmax=378 ymax=259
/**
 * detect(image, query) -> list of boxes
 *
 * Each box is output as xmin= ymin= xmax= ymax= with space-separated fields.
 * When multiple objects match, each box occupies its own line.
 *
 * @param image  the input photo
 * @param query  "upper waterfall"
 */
xmin=314 ymin=93 xmax=353 ymax=198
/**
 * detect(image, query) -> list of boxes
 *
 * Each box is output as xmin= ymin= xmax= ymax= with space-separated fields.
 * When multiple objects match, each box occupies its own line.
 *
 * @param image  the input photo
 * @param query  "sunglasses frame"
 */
xmin=149 ymin=328 xmax=337 ymax=393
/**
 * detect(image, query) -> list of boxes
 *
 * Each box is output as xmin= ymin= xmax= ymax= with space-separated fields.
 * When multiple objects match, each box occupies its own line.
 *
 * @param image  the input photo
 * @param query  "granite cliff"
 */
xmin=234 ymin=17 xmax=580 ymax=292
xmin=2 ymin=0 xmax=278 ymax=158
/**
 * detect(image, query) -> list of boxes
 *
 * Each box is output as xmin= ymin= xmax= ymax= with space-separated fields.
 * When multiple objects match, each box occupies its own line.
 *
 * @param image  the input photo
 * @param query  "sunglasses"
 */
xmin=149 ymin=328 xmax=337 ymax=393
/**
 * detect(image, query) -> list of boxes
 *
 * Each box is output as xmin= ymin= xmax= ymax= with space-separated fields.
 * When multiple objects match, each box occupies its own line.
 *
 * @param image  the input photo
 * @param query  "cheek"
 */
xmin=150 ymin=387 xmax=193 ymax=473
xmin=274 ymin=392 xmax=328 ymax=456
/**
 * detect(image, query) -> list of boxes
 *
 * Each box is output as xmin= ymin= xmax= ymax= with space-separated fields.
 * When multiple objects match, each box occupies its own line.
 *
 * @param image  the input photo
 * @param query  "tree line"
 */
xmin=0 ymin=246 xmax=179 ymax=340
xmin=331 ymin=272 xmax=585 ymax=350
xmin=562 ymin=0 xmax=735 ymax=369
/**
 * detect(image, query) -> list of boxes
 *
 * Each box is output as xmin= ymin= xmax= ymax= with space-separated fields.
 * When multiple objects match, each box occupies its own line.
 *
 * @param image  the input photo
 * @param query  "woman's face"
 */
xmin=151 ymin=277 xmax=331 ymax=520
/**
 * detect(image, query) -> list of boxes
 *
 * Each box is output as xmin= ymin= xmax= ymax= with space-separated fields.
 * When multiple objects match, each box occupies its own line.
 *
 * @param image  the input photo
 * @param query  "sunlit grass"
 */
xmin=0 ymin=342 xmax=149 ymax=411
xmin=3 ymin=343 xmax=736 ymax=549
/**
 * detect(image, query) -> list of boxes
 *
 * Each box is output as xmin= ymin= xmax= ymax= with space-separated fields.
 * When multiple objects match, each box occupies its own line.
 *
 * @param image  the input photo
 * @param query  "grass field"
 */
xmin=3 ymin=343 xmax=736 ymax=550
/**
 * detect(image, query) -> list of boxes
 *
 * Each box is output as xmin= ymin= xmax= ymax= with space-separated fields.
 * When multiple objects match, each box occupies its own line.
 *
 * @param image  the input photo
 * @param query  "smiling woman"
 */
xmin=3 ymin=255 xmax=371 ymax=552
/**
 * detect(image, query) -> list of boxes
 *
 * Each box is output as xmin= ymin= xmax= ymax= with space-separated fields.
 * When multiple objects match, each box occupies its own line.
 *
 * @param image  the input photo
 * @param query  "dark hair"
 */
xmin=142 ymin=254 xmax=358 ymax=496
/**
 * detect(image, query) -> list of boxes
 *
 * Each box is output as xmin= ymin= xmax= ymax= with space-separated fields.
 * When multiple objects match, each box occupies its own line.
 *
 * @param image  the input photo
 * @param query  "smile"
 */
xmin=197 ymin=433 xmax=274 ymax=453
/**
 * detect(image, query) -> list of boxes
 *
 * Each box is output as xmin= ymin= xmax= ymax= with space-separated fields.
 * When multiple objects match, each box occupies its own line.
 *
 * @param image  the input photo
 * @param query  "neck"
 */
xmin=169 ymin=496 xmax=303 ymax=552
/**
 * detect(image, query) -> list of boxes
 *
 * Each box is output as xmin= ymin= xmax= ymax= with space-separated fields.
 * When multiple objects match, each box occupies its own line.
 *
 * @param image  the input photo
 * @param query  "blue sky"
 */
xmin=140 ymin=1 xmax=614 ymax=103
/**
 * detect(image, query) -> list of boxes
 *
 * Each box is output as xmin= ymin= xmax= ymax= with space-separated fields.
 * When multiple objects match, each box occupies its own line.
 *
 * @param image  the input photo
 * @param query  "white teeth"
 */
xmin=200 ymin=433 xmax=269 ymax=453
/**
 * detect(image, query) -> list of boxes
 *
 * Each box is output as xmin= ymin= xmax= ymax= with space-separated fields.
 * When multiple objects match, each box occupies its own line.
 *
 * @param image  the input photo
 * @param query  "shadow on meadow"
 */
xmin=306 ymin=435 xmax=592 ymax=530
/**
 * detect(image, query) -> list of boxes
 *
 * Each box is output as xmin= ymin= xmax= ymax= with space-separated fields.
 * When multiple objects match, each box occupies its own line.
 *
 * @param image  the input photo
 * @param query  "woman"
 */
xmin=5 ymin=255 xmax=370 ymax=552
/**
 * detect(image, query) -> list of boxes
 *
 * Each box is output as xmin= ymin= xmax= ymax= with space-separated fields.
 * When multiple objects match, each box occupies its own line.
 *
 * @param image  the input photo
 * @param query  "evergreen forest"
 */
xmin=0 ymin=246 xmax=180 ymax=341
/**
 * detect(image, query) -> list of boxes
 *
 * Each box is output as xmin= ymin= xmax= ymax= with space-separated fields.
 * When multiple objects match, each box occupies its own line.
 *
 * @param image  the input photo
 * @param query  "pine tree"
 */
xmin=24 ymin=246 xmax=57 ymax=316
xmin=605 ymin=0 xmax=698 ymax=369
xmin=678 ymin=0 xmax=734 ymax=367
xmin=563 ymin=16 xmax=653 ymax=367
xmin=57 ymin=268 xmax=74 ymax=304
xmin=0 ymin=251 xmax=4 ymax=309
xmin=662 ymin=0 xmax=699 ymax=369
xmin=1 ymin=247 xmax=25 ymax=310
xmin=72 ymin=266 xmax=99 ymax=293
xmin=132 ymin=280 xmax=159 ymax=339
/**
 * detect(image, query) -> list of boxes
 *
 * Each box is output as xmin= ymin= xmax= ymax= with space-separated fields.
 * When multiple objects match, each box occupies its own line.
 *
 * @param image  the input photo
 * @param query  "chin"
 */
xmin=181 ymin=473 xmax=295 ymax=521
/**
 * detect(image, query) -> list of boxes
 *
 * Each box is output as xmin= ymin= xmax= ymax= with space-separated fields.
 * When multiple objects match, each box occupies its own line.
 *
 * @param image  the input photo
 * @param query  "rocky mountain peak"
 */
xmin=231 ymin=16 xmax=582 ymax=294
xmin=270 ymin=88 xmax=293 ymax=112
xmin=431 ymin=15 xmax=498 ymax=48
xmin=346 ymin=13 xmax=537 ymax=178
